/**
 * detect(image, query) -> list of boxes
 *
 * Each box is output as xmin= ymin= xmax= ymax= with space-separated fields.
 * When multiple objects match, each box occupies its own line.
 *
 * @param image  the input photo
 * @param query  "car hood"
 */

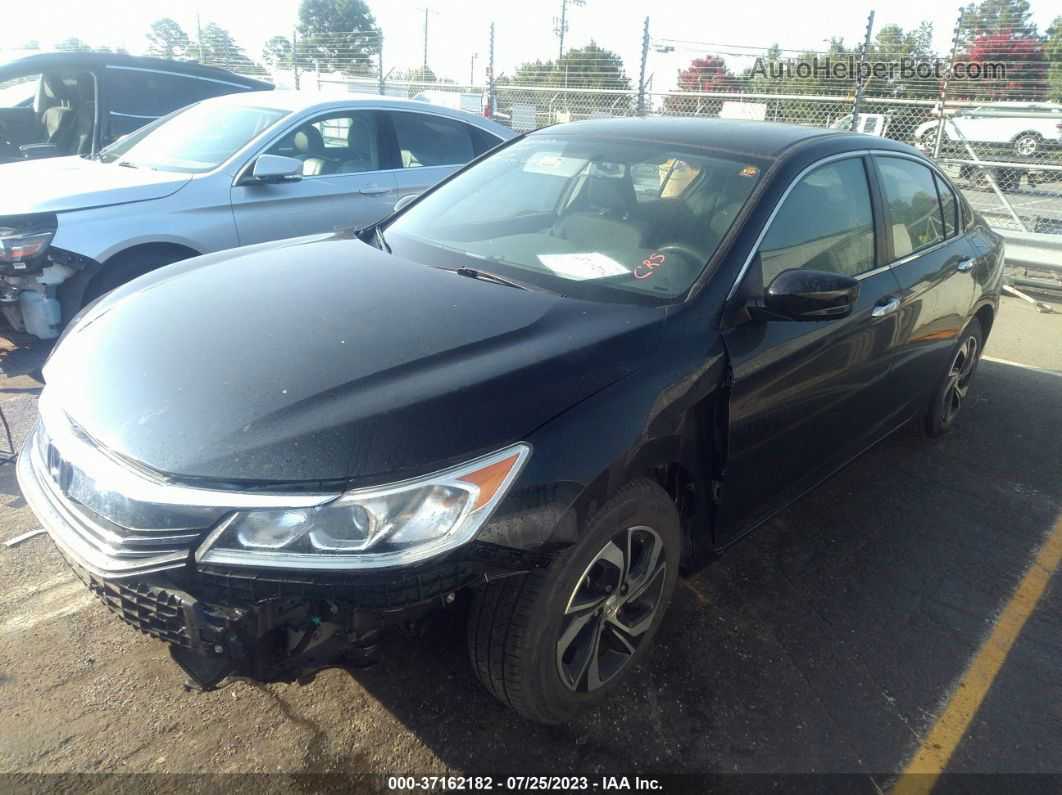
xmin=43 ymin=237 xmax=666 ymax=485
xmin=0 ymin=156 xmax=191 ymax=214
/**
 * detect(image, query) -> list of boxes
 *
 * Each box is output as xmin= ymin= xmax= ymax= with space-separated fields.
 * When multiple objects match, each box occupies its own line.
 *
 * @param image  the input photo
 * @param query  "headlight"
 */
xmin=196 ymin=443 xmax=530 ymax=569
xmin=0 ymin=214 xmax=57 ymax=265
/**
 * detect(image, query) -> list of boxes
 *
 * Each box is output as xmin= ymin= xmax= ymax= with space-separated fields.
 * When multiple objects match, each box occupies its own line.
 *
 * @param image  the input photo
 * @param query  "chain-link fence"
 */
xmin=263 ymin=14 xmax=1061 ymax=238
xmin=4 ymin=11 xmax=1060 ymax=238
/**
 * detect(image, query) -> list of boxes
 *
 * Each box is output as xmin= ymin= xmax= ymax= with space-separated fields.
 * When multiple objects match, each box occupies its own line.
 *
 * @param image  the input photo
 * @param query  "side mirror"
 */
xmin=250 ymin=154 xmax=303 ymax=183
xmin=393 ymin=193 xmax=418 ymax=213
xmin=750 ymin=269 xmax=860 ymax=321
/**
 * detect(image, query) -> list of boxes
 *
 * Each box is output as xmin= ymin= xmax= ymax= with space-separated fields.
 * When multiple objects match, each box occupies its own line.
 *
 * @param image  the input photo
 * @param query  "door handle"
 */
xmin=871 ymin=297 xmax=901 ymax=318
xmin=359 ymin=185 xmax=391 ymax=195
xmin=956 ymin=257 xmax=975 ymax=273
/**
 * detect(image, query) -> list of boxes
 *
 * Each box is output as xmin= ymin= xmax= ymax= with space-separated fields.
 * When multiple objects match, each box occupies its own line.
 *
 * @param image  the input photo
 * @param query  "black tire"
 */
xmin=996 ymin=168 xmax=1022 ymax=193
xmin=467 ymin=477 xmax=681 ymax=724
xmin=81 ymin=247 xmax=189 ymax=307
xmin=906 ymin=318 xmax=983 ymax=439
xmin=1012 ymin=132 xmax=1042 ymax=158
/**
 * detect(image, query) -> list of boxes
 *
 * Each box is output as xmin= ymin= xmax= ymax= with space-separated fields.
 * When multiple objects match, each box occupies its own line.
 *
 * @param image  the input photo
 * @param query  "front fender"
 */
xmin=477 ymin=323 xmax=728 ymax=568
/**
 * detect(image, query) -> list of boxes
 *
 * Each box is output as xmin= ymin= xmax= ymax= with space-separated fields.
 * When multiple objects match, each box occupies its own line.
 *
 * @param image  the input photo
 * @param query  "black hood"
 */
xmin=44 ymin=237 xmax=665 ymax=485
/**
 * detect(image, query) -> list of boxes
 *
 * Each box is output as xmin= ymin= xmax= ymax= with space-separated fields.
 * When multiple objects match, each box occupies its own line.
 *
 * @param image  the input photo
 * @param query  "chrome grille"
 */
xmin=17 ymin=391 xmax=335 ymax=579
xmin=19 ymin=423 xmax=215 ymax=577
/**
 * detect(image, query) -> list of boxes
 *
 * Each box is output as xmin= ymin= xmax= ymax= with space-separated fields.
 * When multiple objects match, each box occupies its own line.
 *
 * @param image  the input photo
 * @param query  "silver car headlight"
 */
xmin=196 ymin=444 xmax=530 ymax=569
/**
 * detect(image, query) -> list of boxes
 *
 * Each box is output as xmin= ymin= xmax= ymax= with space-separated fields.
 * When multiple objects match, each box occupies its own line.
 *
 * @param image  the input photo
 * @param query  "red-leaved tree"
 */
xmin=665 ymin=56 xmax=739 ymax=115
xmin=963 ymin=29 xmax=1047 ymax=99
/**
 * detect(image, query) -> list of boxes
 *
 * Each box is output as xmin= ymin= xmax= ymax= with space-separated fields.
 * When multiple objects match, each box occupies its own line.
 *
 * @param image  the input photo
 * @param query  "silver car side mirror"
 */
xmin=252 ymin=154 xmax=303 ymax=183
xmin=393 ymin=193 xmax=418 ymax=212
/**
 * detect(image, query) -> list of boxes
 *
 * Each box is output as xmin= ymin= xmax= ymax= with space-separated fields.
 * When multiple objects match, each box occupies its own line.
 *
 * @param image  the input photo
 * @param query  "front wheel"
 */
xmin=467 ymin=477 xmax=681 ymax=723
xmin=907 ymin=318 xmax=983 ymax=439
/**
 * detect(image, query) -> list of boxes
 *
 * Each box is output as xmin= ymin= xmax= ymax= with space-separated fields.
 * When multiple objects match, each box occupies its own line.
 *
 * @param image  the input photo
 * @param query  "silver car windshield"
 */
xmin=384 ymin=136 xmax=765 ymax=301
xmin=99 ymin=102 xmax=290 ymax=173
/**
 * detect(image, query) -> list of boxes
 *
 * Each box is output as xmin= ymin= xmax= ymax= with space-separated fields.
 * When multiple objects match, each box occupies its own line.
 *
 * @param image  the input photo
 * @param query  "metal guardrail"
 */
xmin=996 ymin=228 xmax=1061 ymax=310
xmin=998 ymin=230 xmax=1062 ymax=273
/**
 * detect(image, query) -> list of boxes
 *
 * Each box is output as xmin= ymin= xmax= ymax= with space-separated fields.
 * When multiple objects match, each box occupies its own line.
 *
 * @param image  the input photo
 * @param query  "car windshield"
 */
xmin=383 ymin=135 xmax=766 ymax=303
xmin=98 ymin=102 xmax=289 ymax=173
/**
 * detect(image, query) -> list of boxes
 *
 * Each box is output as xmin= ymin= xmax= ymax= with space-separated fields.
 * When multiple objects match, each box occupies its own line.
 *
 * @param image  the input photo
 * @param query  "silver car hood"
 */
xmin=0 ymin=156 xmax=192 ymax=214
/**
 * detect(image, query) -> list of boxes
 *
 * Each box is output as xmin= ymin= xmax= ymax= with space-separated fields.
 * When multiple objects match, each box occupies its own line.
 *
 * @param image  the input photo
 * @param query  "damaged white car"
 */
xmin=0 ymin=90 xmax=513 ymax=338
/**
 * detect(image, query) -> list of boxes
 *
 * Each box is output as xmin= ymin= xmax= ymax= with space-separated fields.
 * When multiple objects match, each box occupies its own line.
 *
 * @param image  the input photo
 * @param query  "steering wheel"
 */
xmin=654 ymin=243 xmax=708 ymax=267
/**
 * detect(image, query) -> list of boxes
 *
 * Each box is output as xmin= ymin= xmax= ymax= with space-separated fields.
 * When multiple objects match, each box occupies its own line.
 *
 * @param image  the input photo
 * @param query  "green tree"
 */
xmin=20 ymin=40 xmax=40 ymax=50
xmin=1046 ymin=16 xmax=1062 ymax=101
xmin=298 ymin=0 xmax=382 ymax=75
xmin=146 ymin=18 xmax=192 ymax=60
xmin=865 ymin=22 xmax=937 ymax=98
xmin=406 ymin=66 xmax=437 ymax=83
xmin=503 ymin=42 xmax=631 ymax=117
xmin=959 ymin=0 xmax=1038 ymax=42
xmin=262 ymin=35 xmax=293 ymax=68
xmin=55 ymin=37 xmax=92 ymax=52
xmin=199 ymin=22 xmax=244 ymax=67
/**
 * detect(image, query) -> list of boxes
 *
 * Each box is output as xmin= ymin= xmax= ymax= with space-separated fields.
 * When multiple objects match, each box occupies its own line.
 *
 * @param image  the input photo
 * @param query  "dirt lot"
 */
xmin=0 ymin=295 xmax=1059 ymax=784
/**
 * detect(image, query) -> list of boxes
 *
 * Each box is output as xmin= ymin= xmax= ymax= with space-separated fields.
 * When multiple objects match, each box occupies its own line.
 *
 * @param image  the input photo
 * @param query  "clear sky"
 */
xmin=4 ymin=0 xmax=1061 ymax=89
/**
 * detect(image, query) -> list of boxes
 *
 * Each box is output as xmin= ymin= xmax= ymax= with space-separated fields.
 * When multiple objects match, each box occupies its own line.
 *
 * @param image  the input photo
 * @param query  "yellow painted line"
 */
xmin=892 ymin=514 xmax=1062 ymax=795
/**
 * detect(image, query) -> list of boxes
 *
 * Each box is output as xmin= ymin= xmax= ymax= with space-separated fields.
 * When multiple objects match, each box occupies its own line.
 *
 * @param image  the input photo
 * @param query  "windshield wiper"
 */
xmin=449 ymin=267 xmax=530 ymax=291
xmin=374 ymin=225 xmax=391 ymax=254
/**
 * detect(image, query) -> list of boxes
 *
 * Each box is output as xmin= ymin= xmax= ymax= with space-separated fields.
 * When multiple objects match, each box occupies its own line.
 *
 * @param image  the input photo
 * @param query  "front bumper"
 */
xmin=17 ymin=421 xmax=545 ymax=687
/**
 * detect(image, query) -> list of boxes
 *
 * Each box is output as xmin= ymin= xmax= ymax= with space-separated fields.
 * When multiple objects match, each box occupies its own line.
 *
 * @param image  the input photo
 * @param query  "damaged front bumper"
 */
xmin=17 ymin=420 xmax=545 ymax=689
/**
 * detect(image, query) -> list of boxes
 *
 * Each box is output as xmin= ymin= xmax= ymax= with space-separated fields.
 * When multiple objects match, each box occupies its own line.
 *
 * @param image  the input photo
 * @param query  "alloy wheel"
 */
xmin=556 ymin=525 xmax=667 ymax=692
xmin=942 ymin=334 xmax=979 ymax=425
xmin=1015 ymin=135 xmax=1038 ymax=157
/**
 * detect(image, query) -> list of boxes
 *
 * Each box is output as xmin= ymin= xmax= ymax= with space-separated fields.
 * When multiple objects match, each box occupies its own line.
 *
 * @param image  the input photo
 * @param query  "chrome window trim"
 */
xmin=887 ymin=236 xmax=952 ymax=268
xmin=725 ymin=150 xmax=873 ymax=302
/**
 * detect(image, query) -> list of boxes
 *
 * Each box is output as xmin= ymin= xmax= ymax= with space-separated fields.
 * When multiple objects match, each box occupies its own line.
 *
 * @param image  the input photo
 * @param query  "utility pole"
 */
xmin=934 ymin=8 xmax=965 ymax=159
xmin=196 ymin=14 xmax=204 ymax=63
xmin=292 ymin=27 xmax=300 ymax=90
xmin=419 ymin=7 xmax=439 ymax=78
xmin=851 ymin=10 xmax=874 ymax=129
xmin=554 ymin=0 xmax=586 ymax=61
xmin=470 ymin=53 xmax=478 ymax=86
xmin=486 ymin=22 xmax=495 ymax=118
xmin=378 ymin=38 xmax=385 ymax=95
xmin=637 ymin=17 xmax=650 ymax=117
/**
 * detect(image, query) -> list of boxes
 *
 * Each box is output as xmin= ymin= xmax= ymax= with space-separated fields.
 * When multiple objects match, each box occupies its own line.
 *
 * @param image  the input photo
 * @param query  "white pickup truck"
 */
xmin=914 ymin=102 xmax=1062 ymax=157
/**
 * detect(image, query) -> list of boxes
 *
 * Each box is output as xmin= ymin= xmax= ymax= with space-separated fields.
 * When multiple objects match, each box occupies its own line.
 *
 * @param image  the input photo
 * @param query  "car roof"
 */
xmin=0 ymin=51 xmax=273 ymax=89
xmin=201 ymin=89 xmax=510 ymax=130
xmin=532 ymin=116 xmax=898 ymax=160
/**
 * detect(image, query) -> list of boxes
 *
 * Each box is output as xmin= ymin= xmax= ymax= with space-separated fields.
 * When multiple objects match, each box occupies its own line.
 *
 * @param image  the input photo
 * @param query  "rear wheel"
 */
xmin=906 ymin=318 xmax=983 ymax=439
xmin=1012 ymin=132 xmax=1042 ymax=158
xmin=467 ymin=477 xmax=681 ymax=723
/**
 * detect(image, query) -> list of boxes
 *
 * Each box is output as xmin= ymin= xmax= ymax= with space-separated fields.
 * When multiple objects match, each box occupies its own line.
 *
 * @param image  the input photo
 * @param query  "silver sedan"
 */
xmin=0 ymin=90 xmax=515 ymax=338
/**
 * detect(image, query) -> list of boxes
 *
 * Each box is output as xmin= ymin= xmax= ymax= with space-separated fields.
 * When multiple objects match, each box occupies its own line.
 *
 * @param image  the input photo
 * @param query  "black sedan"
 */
xmin=18 ymin=118 xmax=1004 ymax=723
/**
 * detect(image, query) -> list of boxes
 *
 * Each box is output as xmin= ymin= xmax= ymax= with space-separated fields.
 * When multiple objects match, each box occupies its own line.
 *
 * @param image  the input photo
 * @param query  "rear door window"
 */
xmin=466 ymin=123 xmax=505 ymax=156
xmin=389 ymin=111 xmax=475 ymax=168
xmin=876 ymin=156 xmax=946 ymax=259
xmin=934 ymin=173 xmax=959 ymax=239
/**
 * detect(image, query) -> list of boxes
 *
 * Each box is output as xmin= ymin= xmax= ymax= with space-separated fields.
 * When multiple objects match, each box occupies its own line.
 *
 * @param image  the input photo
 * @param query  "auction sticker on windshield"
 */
xmin=538 ymin=252 xmax=629 ymax=280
